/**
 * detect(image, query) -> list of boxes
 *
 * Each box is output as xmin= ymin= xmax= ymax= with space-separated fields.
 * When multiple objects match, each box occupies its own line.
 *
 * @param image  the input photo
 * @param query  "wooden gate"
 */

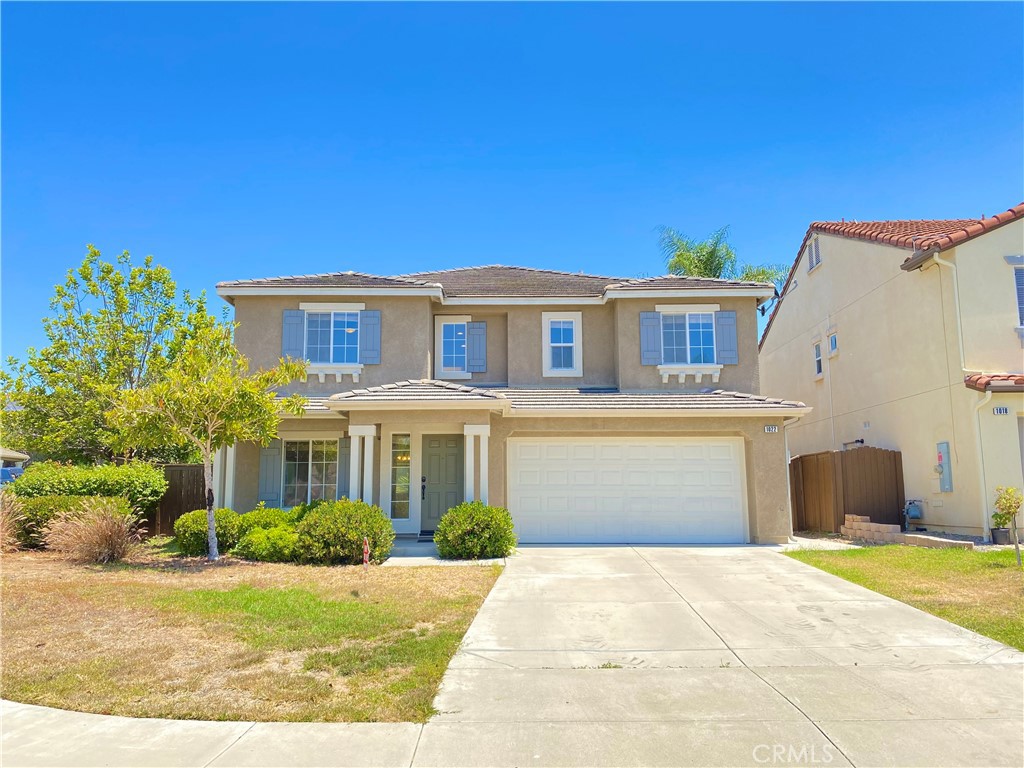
xmin=147 ymin=464 xmax=205 ymax=536
xmin=790 ymin=447 xmax=905 ymax=533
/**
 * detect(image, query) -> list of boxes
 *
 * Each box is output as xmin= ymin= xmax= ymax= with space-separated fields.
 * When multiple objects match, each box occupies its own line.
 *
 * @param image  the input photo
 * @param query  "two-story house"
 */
xmin=760 ymin=204 xmax=1024 ymax=540
xmin=213 ymin=265 xmax=809 ymax=544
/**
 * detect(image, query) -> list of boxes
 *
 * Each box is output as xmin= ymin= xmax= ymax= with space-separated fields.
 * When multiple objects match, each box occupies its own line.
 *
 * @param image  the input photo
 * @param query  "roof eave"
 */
xmin=505 ymin=406 xmax=812 ymax=418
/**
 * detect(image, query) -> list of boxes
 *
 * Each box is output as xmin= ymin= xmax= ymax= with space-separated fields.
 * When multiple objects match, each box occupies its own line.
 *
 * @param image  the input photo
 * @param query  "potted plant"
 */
xmin=991 ymin=487 xmax=1022 ymax=565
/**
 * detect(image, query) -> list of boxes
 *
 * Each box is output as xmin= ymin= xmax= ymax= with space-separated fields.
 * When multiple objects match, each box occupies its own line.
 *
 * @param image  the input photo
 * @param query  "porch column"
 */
xmin=348 ymin=432 xmax=363 ymax=502
xmin=464 ymin=425 xmax=490 ymax=504
xmin=465 ymin=434 xmax=475 ymax=501
xmin=349 ymin=425 xmax=377 ymax=504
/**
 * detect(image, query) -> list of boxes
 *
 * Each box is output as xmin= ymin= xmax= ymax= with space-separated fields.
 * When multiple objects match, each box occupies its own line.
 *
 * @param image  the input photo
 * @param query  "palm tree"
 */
xmin=658 ymin=225 xmax=787 ymax=290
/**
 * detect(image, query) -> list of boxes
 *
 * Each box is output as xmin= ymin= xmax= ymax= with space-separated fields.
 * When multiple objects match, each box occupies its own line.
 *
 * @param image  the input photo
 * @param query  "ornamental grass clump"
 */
xmin=45 ymin=497 xmax=145 ymax=564
xmin=0 ymin=490 xmax=24 ymax=552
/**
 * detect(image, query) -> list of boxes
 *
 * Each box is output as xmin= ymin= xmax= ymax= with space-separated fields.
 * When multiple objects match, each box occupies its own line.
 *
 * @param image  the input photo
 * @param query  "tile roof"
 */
xmin=329 ymin=379 xmax=503 ymax=403
xmin=219 ymin=264 xmax=775 ymax=297
xmin=320 ymin=381 xmax=806 ymax=412
xmin=219 ymin=271 xmax=437 ymax=289
xmin=810 ymin=203 xmax=1024 ymax=254
xmin=493 ymin=387 xmax=806 ymax=411
xmin=964 ymin=373 xmax=1024 ymax=393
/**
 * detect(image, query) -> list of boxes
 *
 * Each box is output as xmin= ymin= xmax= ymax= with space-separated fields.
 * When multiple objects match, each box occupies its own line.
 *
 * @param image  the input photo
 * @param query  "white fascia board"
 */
xmin=216 ymin=286 xmax=444 ymax=299
xmin=603 ymin=288 xmax=776 ymax=302
xmin=442 ymin=296 xmax=605 ymax=305
xmin=505 ymin=406 xmax=812 ymax=418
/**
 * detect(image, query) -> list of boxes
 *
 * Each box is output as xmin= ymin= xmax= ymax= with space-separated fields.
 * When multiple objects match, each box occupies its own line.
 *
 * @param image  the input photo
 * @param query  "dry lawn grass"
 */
xmin=787 ymin=546 xmax=1024 ymax=650
xmin=0 ymin=549 xmax=499 ymax=722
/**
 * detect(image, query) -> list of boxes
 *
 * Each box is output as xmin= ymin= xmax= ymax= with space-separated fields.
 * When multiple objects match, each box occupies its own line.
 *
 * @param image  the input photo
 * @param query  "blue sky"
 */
xmin=3 ymin=2 xmax=1022 ymax=362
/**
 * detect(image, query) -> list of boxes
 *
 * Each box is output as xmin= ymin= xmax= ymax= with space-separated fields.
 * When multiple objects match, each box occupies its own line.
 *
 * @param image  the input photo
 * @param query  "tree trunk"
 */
xmin=203 ymin=453 xmax=219 ymax=561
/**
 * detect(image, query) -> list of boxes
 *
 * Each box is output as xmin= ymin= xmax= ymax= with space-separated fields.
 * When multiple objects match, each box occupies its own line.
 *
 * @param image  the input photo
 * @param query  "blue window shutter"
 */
xmin=467 ymin=321 xmax=487 ymax=373
xmin=359 ymin=310 xmax=381 ymax=364
xmin=715 ymin=310 xmax=739 ymax=365
xmin=282 ymin=310 xmax=305 ymax=360
xmin=257 ymin=440 xmax=282 ymax=507
xmin=639 ymin=312 xmax=662 ymax=365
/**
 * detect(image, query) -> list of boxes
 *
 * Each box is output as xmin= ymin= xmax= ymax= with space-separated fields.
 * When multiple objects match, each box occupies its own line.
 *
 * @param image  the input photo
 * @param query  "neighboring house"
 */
xmin=760 ymin=203 xmax=1024 ymax=540
xmin=0 ymin=447 xmax=29 ymax=468
xmin=214 ymin=265 xmax=809 ymax=544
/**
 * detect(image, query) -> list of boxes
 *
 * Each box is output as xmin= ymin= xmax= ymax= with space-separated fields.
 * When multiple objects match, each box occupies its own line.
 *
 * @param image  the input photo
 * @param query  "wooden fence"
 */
xmin=790 ymin=446 xmax=905 ymax=533
xmin=146 ymin=464 xmax=205 ymax=536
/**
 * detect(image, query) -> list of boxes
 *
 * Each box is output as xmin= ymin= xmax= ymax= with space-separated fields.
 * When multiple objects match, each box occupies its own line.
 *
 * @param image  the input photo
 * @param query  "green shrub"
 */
xmin=237 ymin=506 xmax=295 ymax=536
xmin=17 ymin=495 xmax=125 ymax=549
xmin=173 ymin=508 xmax=241 ymax=557
xmin=289 ymin=498 xmax=330 ymax=523
xmin=233 ymin=525 xmax=298 ymax=563
xmin=434 ymin=501 xmax=517 ymax=560
xmin=11 ymin=461 xmax=168 ymax=514
xmin=295 ymin=499 xmax=395 ymax=565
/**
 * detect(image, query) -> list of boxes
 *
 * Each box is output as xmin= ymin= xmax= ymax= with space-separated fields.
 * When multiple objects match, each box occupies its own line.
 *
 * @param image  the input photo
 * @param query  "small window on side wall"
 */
xmin=828 ymin=332 xmax=838 ymax=356
xmin=807 ymin=238 xmax=822 ymax=272
xmin=813 ymin=342 xmax=823 ymax=378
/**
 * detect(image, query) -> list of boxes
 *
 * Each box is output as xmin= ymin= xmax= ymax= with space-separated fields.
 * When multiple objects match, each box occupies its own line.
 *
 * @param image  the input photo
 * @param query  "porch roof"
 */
xmin=320 ymin=380 xmax=809 ymax=417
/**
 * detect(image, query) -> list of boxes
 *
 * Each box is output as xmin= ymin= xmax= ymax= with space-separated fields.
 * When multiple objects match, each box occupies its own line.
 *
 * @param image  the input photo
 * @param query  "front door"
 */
xmin=422 ymin=435 xmax=464 ymax=532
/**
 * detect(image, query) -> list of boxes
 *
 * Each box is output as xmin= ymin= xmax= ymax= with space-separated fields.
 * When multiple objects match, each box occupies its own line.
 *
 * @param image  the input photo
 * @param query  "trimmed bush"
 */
xmin=173 ymin=508 xmax=241 ymax=557
xmin=11 ymin=461 xmax=168 ymax=514
xmin=237 ymin=506 xmax=296 ymax=536
xmin=434 ymin=501 xmax=516 ymax=560
xmin=289 ymin=498 xmax=330 ymax=523
xmin=16 ymin=495 xmax=124 ymax=549
xmin=233 ymin=525 xmax=298 ymax=563
xmin=45 ymin=497 xmax=144 ymax=564
xmin=295 ymin=499 xmax=395 ymax=565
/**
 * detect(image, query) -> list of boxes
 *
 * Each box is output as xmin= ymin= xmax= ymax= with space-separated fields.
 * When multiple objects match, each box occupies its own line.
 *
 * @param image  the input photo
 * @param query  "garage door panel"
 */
xmin=509 ymin=437 xmax=746 ymax=544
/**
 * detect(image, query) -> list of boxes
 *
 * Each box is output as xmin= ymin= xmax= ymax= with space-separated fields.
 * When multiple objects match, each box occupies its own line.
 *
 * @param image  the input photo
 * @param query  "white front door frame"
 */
xmin=379 ymin=423 xmax=484 ymax=535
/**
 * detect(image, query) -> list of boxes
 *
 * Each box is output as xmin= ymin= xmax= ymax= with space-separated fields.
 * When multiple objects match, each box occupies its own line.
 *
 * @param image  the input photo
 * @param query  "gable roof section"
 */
xmin=218 ymin=264 xmax=775 ymax=301
xmin=760 ymin=202 xmax=1024 ymax=349
xmin=329 ymin=379 xmax=504 ymax=406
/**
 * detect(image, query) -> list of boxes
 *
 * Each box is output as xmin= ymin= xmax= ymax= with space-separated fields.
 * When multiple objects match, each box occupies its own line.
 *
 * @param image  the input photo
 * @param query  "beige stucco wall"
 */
xmin=233 ymin=295 xmax=433 ymax=396
xmin=503 ymin=304 xmax=618 ymax=388
xmin=760 ymin=227 xmax=1024 ymax=535
xmin=614 ymin=297 xmax=762 ymax=393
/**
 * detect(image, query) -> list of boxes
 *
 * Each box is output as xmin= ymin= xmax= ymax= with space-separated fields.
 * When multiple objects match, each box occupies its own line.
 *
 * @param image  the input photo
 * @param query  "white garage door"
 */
xmin=508 ymin=437 xmax=747 ymax=544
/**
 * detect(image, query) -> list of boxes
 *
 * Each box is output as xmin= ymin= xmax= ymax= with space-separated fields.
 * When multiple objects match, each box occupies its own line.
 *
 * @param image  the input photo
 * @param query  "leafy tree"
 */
xmin=109 ymin=319 xmax=306 ymax=560
xmin=658 ymin=226 xmax=788 ymax=290
xmin=1 ymin=246 xmax=205 ymax=463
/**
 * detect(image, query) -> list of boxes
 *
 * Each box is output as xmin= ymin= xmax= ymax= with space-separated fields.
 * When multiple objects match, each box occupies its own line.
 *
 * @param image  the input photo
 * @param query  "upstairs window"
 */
xmin=828 ymin=332 xmax=838 ymax=356
xmin=306 ymin=311 xmax=359 ymax=364
xmin=661 ymin=312 xmax=716 ymax=364
xmin=434 ymin=315 xmax=472 ymax=379
xmin=813 ymin=341 xmax=823 ymax=378
xmin=542 ymin=311 xmax=583 ymax=377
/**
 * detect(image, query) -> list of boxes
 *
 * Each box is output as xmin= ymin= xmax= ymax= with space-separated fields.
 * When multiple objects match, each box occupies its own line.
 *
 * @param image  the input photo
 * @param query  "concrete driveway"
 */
xmin=419 ymin=546 xmax=1024 ymax=767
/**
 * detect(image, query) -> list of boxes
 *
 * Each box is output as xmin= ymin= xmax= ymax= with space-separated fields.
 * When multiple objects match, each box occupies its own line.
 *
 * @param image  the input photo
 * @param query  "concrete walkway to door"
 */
xmin=423 ymin=545 xmax=1024 ymax=767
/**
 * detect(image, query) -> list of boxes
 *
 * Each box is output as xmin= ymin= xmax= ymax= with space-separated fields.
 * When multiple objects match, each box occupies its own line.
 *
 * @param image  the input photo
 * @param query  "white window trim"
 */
xmin=280 ymin=437 xmax=341 ymax=508
xmin=813 ymin=339 xmax=824 ymax=380
xmin=434 ymin=315 xmax=472 ymax=380
xmin=542 ymin=311 xmax=583 ymax=378
xmin=827 ymin=331 xmax=839 ymax=358
xmin=302 ymin=304 xmax=365 ymax=383
xmin=656 ymin=307 xmax=720 ymax=384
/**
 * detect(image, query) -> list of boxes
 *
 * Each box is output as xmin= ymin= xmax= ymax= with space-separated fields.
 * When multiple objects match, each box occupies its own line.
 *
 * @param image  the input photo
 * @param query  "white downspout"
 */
xmin=929 ymin=253 xmax=967 ymax=372
xmin=973 ymin=391 xmax=993 ymax=541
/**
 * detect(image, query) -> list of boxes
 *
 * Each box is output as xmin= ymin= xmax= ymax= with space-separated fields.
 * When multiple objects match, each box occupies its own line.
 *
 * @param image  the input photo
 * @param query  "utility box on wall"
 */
xmin=936 ymin=441 xmax=953 ymax=493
